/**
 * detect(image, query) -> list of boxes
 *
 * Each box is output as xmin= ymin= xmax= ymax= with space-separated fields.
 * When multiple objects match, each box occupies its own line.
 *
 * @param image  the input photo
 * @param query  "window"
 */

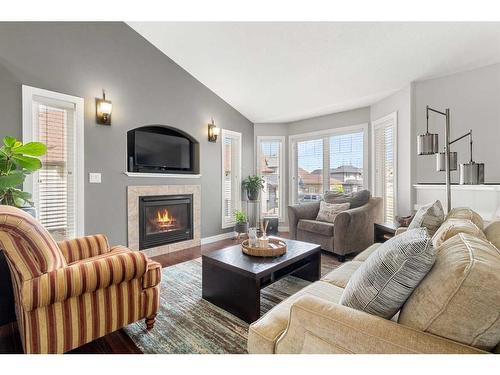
xmin=221 ymin=129 xmax=242 ymax=228
xmin=372 ymin=112 xmax=397 ymax=223
xmin=256 ymin=136 xmax=285 ymax=221
xmin=22 ymin=86 xmax=84 ymax=241
xmin=290 ymin=125 xmax=368 ymax=204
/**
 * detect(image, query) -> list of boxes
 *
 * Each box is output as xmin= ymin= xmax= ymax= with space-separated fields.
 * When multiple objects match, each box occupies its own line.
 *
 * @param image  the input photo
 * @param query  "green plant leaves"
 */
xmin=13 ymin=142 xmax=47 ymax=156
xmin=11 ymin=155 xmax=42 ymax=171
xmin=0 ymin=171 xmax=25 ymax=189
xmin=3 ymin=136 xmax=16 ymax=147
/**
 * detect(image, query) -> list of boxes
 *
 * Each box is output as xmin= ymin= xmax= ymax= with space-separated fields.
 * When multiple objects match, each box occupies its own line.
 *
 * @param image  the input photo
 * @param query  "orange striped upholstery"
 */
xmin=58 ymin=234 xmax=110 ymax=263
xmin=0 ymin=205 xmax=161 ymax=354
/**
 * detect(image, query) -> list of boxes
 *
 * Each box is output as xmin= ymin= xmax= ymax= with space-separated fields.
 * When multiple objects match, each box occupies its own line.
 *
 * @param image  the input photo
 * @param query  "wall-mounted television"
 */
xmin=127 ymin=125 xmax=200 ymax=174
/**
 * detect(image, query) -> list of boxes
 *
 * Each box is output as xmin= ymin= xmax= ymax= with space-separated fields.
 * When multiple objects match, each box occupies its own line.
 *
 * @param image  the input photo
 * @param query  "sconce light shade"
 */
xmin=460 ymin=162 xmax=485 ymax=185
xmin=436 ymin=152 xmax=458 ymax=172
xmin=96 ymin=91 xmax=112 ymax=125
xmin=208 ymin=119 xmax=219 ymax=142
xmin=417 ymin=133 xmax=439 ymax=155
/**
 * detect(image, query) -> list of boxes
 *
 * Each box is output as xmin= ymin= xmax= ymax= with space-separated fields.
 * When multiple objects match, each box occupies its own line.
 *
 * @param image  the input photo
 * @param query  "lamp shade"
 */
xmin=459 ymin=162 xmax=484 ymax=185
xmin=436 ymin=152 xmax=458 ymax=172
xmin=417 ymin=133 xmax=439 ymax=155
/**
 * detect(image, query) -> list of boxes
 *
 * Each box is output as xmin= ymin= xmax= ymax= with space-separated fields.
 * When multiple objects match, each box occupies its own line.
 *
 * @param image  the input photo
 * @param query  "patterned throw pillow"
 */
xmin=324 ymin=189 xmax=371 ymax=208
xmin=408 ymin=200 xmax=444 ymax=236
xmin=431 ymin=218 xmax=486 ymax=248
xmin=340 ymin=227 xmax=435 ymax=319
xmin=316 ymin=201 xmax=350 ymax=223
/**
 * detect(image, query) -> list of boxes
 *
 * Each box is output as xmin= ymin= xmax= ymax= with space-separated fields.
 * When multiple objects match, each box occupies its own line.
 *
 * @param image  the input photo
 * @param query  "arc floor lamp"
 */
xmin=417 ymin=105 xmax=485 ymax=213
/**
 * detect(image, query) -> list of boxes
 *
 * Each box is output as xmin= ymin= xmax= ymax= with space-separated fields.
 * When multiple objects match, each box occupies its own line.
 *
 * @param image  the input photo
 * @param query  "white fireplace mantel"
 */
xmin=414 ymin=184 xmax=500 ymax=220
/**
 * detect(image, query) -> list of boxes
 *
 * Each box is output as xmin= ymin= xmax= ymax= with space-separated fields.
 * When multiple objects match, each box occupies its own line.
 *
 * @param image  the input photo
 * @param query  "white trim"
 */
xmin=124 ymin=171 xmax=202 ymax=178
xmin=288 ymin=123 xmax=369 ymax=205
xmin=221 ymin=129 xmax=242 ymax=229
xmin=200 ymin=231 xmax=236 ymax=245
xmin=22 ymin=85 xmax=85 ymax=238
xmin=413 ymin=184 xmax=500 ymax=191
xmin=278 ymin=225 xmax=289 ymax=232
xmin=255 ymin=135 xmax=286 ymax=221
xmin=371 ymin=111 xmax=398 ymax=220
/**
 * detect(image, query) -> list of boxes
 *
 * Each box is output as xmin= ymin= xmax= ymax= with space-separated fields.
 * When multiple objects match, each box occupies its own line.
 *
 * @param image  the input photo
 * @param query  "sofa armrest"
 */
xmin=276 ymin=295 xmax=486 ymax=354
xmin=58 ymin=234 xmax=110 ymax=263
xmin=333 ymin=197 xmax=382 ymax=256
xmin=288 ymin=202 xmax=320 ymax=239
xmin=21 ymin=247 xmax=148 ymax=311
xmin=395 ymin=227 xmax=408 ymax=236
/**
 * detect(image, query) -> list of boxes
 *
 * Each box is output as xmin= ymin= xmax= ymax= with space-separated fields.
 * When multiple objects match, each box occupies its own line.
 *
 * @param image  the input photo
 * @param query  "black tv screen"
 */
xmin=134 ymin=130 xmax=191 ymax=170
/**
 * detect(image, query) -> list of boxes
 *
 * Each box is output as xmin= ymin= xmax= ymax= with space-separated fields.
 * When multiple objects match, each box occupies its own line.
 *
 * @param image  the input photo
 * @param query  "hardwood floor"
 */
xmin=0 ymin=234 xmax=268 ymax=354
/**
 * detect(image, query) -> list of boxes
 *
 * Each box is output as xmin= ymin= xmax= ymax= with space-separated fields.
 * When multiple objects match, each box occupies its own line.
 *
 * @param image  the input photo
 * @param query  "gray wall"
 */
xmin=370 ymin=85 xmax=414 ymax=216
xmin=254 ymin=107 xmax=371 ymax=225
xmin=415 ymin=63 xmax=500 ymax=184
xmin=0 ymin=22 xmax=254 ymax=245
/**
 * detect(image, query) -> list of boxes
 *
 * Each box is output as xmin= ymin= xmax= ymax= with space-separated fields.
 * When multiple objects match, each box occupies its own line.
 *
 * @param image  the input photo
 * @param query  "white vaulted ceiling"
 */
xmin=128 ymin=22 xmax=500 ymax=123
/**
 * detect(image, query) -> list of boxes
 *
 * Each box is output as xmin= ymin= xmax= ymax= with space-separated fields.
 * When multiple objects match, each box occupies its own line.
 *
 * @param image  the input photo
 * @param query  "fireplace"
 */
xmin=139 ymin=194 xmax=193 ymax=250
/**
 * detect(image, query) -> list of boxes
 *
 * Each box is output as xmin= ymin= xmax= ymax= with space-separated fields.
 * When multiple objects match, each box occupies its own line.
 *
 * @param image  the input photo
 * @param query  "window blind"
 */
xmin=329 ymin=131 xmax=364 ymax=193
xmin=36 ymin=102 xmax=76 ymax=241
xmin=374 ymin=118 xmax=396 ymax=223
xmin=221 ymin=130 xmax=241 ymax=228
xmin=296 ymin=138 xmax=323 ymax=202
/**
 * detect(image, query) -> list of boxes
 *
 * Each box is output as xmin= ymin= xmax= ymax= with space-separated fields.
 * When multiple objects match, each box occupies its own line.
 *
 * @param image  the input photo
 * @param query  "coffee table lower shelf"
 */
xmin=202 ymin=243 xmax=321 ymax=323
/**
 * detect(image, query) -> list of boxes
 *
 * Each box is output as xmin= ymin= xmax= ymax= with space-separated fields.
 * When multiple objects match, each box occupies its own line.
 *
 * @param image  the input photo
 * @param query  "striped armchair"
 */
xmin=0 ymin=205 xmax=161 ymax=354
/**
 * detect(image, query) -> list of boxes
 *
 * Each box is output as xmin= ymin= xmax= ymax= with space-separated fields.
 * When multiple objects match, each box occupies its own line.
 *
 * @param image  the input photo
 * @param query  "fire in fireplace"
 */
xmin=139 ymin=194 xmax=193 ymax=250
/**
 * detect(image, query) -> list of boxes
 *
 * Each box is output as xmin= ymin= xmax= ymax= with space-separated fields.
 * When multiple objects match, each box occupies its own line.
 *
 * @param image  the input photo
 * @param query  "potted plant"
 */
xmin=242 ymin=175 xmax=265 ymax=201
xmin=234 ymin=209 xmax=249 ymax=234
xmin=0 ymin=136 xmax=47 ymax=215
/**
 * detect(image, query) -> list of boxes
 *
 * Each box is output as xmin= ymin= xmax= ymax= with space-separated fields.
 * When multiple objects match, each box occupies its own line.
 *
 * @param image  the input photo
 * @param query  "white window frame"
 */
xmin=371 ymin=111 xmax=398 ymax=222
xmin=255 ymin=135 xmax=285 ymax=222
xmin=221 ymin=129 xmax=242 ymax=229
xmin=288 ymin=123 xmax=369 ymax=205
xmin=22 ymin=85 xmax=85 ymax=238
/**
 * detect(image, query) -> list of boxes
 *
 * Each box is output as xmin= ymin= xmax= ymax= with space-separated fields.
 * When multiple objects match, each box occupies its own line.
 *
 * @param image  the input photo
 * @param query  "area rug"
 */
xmin=124 ymin=253 xmax=341 ymax=354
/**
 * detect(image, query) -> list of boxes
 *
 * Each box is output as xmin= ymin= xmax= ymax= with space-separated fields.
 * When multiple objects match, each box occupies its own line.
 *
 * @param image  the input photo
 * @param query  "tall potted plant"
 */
xmin=242 ymin=175 xmax=265 ymax=201
xmin=233 ymin=210 xmax=248 ymax=240
xmin=0 ymin=136 xmax=47 ymax=213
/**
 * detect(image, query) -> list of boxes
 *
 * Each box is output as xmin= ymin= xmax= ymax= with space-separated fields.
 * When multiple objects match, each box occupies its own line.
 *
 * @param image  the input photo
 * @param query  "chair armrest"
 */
xmin=288 ymin=202 xmax=320 ymax=239
xmin=333 ymin=197 xmax=382 ymax=255
xmin=58 ymin=234 xmax=110 ymax=263
xmin=20 ymin=247 xmax=148 ymax=311
xmin=395 ymin=227 xmax=408 ymax=236
xmin=276 ymin=295 xmax=486 ymax=354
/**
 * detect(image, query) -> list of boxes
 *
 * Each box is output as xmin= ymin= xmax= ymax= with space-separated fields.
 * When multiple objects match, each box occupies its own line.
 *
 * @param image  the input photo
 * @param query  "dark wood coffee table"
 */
xmin=202 ymin=238 xmax=321 ymax=323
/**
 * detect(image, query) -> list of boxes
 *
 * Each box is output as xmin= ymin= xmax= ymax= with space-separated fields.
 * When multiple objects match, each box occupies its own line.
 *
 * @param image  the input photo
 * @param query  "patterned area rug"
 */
xmin=124 ymin=253 xmax=340 ymax=354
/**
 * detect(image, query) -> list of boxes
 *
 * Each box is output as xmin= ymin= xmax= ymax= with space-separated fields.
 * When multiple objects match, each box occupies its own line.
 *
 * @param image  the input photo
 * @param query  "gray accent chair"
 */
xmin=288 ymin=197 xmax=383 ymax=261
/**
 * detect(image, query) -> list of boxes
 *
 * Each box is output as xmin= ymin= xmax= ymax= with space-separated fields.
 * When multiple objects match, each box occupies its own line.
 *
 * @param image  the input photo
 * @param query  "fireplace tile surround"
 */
xmin=127 ymin=185 xmax=201 ymax=257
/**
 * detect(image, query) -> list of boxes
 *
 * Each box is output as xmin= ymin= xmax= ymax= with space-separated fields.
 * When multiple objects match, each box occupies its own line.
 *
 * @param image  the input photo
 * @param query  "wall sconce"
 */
xmin=208 ymin=118 xmax=220 ymax=142
xmin=96 ymin=90 xmax=112 ymax=125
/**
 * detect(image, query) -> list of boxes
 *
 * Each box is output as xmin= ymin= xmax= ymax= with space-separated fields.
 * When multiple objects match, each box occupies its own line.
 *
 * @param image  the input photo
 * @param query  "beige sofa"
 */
xmin=248 ymin=209 xmax=500 ymax=354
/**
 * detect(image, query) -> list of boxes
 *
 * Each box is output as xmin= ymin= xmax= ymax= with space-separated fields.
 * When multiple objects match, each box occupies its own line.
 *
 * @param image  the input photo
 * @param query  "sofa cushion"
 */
xmin=446 ymin=207 xmax=484 ymax=230
xmin=297 ymin=219 xmax=334 ymax=237
xmin=340 ymin=228 xmax=435 ymax=319
xmin=322 ymin=261 xmax=363 ymax=288
xmin=247 ymin=281 xmax=344 ymax=353
xmin=398 ymin=233 xmax=500 ymax=351
xmin=324 ymin=189 xmax=371 ymax=209
xmin=431 ymin=218 xmax=486 ymax=248
xmin=484 ymin=220 xmax=500 ymax=249
xmin=316 ymin=201 xmax=350 ymax=223
xmin=352 ymin=243 xmax=382 ymax=262
xmin=408 ymin=200 xmax=444 ymax=236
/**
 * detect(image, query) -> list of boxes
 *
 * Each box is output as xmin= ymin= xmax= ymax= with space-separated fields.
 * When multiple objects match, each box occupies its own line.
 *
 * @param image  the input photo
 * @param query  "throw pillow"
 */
xmin=484 ymin=220 xmax=500 ymax=250
xmin=340 ymin=227 xmax=435 ymax=319
xmin=446 ymin=207 xmax=484 ymax=230
xmin=316 ymin=201 xmax=350 ymax=223
xmin=398 ymin=233 xmax=500 ymax=351
xmin=407 ymin=200 xmax=444 ymax=236
xmin=431 ymin=218 xmax=486 ymax=248
xmin=324 ymin=189 xmax=371 ymax=208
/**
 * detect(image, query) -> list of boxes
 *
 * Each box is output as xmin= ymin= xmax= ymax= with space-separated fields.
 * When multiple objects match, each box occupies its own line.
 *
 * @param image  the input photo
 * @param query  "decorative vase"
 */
xmin=248 ymin=227 xmax=258 ymax=247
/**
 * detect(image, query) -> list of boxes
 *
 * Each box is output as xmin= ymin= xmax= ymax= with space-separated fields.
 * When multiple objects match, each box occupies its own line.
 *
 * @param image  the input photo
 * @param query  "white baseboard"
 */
xmin=201 ymin=231 xmax=236 ymax=245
